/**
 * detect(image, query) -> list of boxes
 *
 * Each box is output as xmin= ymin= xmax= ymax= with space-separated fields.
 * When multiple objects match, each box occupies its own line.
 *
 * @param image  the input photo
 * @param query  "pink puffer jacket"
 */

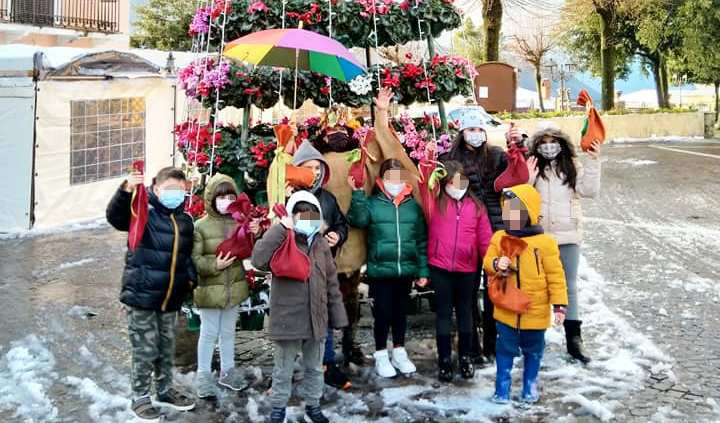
xmin=427 ymin=197 xmax=493 ymax=273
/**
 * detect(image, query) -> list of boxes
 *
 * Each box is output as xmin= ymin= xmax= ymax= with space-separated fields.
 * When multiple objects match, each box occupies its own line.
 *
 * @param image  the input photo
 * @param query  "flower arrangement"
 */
xmin=185 ymin=194 xmax=206 ymax=219
xmin=391 ymin=113 xmax=455 ymax=161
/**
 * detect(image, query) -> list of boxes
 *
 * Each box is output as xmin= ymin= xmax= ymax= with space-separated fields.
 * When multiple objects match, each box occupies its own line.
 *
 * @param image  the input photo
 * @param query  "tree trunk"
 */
xmin=483 ymin=0 xmax=503 ymax=62
xmin=598 ymin=9 xmax=615 ymax=110
xmin=535 ymin=65 xmax=545 ymax=112
xmin=650 ymin=56 xmax=665 ymax=110
xmin=715 ymin=80 xmax=719 ymax=123
xmin=659 ymin=57 xmax=670 ymax=108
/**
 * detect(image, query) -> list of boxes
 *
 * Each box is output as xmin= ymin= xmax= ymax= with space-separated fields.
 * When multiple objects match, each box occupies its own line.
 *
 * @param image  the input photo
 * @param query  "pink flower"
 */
xmin=188 ymin=6 xmax=210 ymax=36
xmin=248 ymin=0 xmax=268 ymax=13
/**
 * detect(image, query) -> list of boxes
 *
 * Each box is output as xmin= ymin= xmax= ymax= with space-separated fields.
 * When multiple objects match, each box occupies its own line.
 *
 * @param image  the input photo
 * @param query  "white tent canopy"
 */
xmin=0 ymin=45 xmax=186 ymax=232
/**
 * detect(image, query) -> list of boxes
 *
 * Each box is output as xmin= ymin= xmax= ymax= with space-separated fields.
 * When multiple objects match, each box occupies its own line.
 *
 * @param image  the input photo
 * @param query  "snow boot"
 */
xmin=390 ymin=347 xmax=416 ymax=375
xmin=218 ymin=367 xmax=249 ymax=391
xmin=373 ymin=350 xmax=397 ymax=378
xmin=270 ymin=407 xmax=287 ymax=423
xmin=459 ymin=355 xmax=475 ymax=379
xmin=195 ymin=371 xmax=217 ymax=399
xmin=131 ymin=396 xmax=163 ymax=422
xmin=342 ymin=327 xmax=367 ymax=366
xmin=564 ymin=320 xmax=591 ymax=365
xmin=304 ymin=405 xmax=329 ymax=423
xmin=438 ymin=357 xmax=454 ymax=382
xmin=521 ymin=350 xmax=542 ymax=404
xmin=492 ymin=353 xmax=514 ymax=403
xmin=324 ymin=363 xmax=352 ymax=390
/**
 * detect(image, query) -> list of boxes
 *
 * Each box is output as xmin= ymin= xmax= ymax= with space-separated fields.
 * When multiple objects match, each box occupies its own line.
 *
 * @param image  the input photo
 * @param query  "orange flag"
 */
xmin=576 ymin=90 xmax=606 ymax=152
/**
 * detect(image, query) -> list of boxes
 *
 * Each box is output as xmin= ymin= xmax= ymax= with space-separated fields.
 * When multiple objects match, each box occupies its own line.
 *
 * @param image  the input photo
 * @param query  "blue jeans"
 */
xmin=323 ymin=327 xmax=335 ymax=365
xmin=559 ymin=244 xmax=580 ymax=321
xmin=494 ymin=322 xmax=545 ymax=401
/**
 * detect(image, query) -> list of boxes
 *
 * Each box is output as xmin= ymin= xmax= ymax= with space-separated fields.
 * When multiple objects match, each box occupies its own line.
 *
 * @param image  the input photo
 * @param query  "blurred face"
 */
xmin=153 ymin=178 xmax=186 ymax=197
xmin=383 ymin=169 xmax=410 ymax=184
xmin=447 ymin=173 xmax=469 ymax=190
xmin=294 ymin=210 xmax=321 ymax=223
xmin=502 ymin=197 xmax=529 ymax=231
xmin=300 ymin=159 xmax=324 ymax=182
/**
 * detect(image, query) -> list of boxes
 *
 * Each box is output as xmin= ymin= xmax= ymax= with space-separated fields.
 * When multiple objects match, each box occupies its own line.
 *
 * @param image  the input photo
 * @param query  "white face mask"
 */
xmin=538 ymin=142 xmax=562 ymax=160
xmin=216 ymin=198 xmax=234 ymax=214
xmin=465 ymin=131 xmax=487 ymax=147
xmin=445 ymin=184 xmax=467 ymax=201
xmin=383 ymin=181 xmax=405 ymax=198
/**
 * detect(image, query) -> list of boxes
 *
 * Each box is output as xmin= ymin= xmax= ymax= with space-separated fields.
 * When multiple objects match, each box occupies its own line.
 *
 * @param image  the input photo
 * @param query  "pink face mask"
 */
xmin=216 ymin=198 xmax=234 ymax=214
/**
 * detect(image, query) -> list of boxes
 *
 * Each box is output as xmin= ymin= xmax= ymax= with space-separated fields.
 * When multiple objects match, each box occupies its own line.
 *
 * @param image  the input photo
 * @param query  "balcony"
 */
xmin=0 ymin=0 xmax=120 ymax=34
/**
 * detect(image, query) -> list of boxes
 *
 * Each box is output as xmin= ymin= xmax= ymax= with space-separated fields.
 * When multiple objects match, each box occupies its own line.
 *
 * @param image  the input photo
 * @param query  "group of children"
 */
xmin=108 ymin=90 xmax=602 ymax=422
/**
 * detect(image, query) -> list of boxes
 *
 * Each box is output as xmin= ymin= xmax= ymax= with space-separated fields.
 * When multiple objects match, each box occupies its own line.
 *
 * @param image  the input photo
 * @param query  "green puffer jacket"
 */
xmin=192 ymin=174 xmax=249 ymax=308
xmin=346 ymin=188 xmax=429 ymax=279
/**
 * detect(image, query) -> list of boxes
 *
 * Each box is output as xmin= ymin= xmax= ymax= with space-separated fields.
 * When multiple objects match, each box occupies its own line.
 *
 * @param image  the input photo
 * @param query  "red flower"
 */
xmin=247 ymin=0 xmax=268 ymax=13
xmin=320 ymin=86 xmax=330 ymax=95
xmin=402 ymin=63 xmax=423 ymax=79
xmin=381 ymin=68 xmax=400 ymax=88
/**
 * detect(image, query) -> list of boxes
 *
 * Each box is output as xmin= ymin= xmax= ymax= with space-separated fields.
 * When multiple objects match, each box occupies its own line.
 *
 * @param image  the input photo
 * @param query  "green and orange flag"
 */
xmin=577 ymin=90 xmax=606 ymax=152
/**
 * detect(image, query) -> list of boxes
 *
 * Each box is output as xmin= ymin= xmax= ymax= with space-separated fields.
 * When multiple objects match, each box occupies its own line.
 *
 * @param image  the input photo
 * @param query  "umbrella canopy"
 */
xmin=223 ymin=28 xmax=365 ymax=82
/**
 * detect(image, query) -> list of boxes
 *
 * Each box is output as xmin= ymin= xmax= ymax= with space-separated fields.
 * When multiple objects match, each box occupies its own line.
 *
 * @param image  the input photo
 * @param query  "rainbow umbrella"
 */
xmin=223 ymin=27 xmax=366 ymax=108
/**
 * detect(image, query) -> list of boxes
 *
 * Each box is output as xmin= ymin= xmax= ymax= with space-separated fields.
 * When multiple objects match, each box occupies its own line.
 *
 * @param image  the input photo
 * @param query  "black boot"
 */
xmin=459 ymin=356 xmax=475 ymax=379
xmin=564 ymin=320 xmax=591 ymax=365
xmin=342 ymin=327 xmax=367 ymax=366
xmin=438 ymin=357 xmax=454 ymax=382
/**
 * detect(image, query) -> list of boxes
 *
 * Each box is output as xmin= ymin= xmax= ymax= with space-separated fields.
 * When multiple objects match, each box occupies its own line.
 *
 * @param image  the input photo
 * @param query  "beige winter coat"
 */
xmin=532 ymin=157 xmax=601 ymax=245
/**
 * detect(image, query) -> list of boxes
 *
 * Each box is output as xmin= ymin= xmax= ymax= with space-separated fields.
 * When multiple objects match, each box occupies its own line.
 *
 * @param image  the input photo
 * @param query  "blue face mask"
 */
xmin=294 ymin=219 xmax=321 ymax=238
xmin=159 ymin=190 xmax=186 ymax=210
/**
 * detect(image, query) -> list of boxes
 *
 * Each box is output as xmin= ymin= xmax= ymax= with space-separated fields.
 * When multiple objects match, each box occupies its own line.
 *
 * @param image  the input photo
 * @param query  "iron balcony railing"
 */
xmin=0 ymin=0 xmax=120 ymax=34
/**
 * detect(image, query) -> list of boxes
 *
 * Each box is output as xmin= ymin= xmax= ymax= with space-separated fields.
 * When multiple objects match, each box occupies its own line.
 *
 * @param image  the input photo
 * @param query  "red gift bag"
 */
xmin=268 ymin=204 xmax=311 ymax=282
xmin=494 ymin=144 xmax=530 ymax=192
xmin=215 ymin=193 xmax=255 ymax=260
xmin=128 ymin=160 xmax=148 ymax=251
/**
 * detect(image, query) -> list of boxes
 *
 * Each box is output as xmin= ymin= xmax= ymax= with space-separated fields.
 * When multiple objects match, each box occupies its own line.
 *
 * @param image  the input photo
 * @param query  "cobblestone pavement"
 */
xmin=1 ymin=140 xmax=720 ymax=422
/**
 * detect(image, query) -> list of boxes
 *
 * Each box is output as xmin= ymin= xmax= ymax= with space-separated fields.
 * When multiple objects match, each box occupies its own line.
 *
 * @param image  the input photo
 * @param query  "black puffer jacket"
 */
xmin=106 ymin=185 xmax=196 ymax=312
xmin=315 ymin=188 xmax=348 ymax=255
xmin=441 ymin=143 xmax=508 ymax=232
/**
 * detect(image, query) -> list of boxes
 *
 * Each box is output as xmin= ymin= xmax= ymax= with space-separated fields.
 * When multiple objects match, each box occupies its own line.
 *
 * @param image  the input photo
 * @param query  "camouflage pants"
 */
xmin=127 ymin=307 xmax=178 ymax=398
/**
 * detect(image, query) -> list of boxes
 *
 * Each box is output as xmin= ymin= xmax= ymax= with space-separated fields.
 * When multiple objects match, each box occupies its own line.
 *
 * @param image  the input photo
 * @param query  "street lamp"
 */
xmin=544 ymin=59 xmax=577 ymax=111
xmin=672 ymin=73 xmax=688 ymax=108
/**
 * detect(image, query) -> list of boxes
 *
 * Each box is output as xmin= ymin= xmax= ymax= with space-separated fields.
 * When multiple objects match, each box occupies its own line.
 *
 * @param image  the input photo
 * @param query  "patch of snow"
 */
xmin=616 ymin=158 xmax=659 ymax=166
xmin=0 ymin=335 xmax=59 ymax=422
xmin=0 ymin=218 xmax=108 ymax=240
xmin=68 ymin=305 xmax=99 ymax=319
xmin=59 ymin=258 xmax=96 ymax=270
xmin=246 ymin=396 xmax=264 ymax=423
xmin=64 ymin=376 xmax=132 ymax=422
xmin=562 ymin=394 xmax=615 ymax=421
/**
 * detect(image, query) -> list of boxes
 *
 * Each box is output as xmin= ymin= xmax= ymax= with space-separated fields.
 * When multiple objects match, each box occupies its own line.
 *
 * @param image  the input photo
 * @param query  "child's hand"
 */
xmin=497 ymin=256 xmax=511 ymax=271
xmin=216 ymin=251 xmax=236 ymax=270
xmin=374 ymin=87 xmax=393 ymax=111
xmin=347 ymin=175 xmax=361 ymax=191
xmin=325 ymin=231 xmax=340 ymax=247
xmin=249 ymin=218 xmax=262 ymax=236
xmin=415 ymin=278 xmax=429 ymax=288
xmin=587 ymin=140 xmax=602 ymax=159
xmin=124 ymin=171 xmax=144 ymax=193
xmin=285 ymin=183 xmax=295 ymax=198
xmin=554 ymin=311 xmax=566 ymax=326
xmin=526 ymin=156 xmax=539 ymax=181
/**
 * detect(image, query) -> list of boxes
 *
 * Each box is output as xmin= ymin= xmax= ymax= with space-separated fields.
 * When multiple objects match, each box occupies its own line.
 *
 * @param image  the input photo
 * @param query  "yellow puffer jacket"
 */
xmin=483 ymin=184 xmax=568 ymax=330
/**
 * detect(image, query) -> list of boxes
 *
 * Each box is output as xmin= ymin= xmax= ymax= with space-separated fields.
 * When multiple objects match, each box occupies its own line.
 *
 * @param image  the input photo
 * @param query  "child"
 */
xmin=106 ymin=167 xmax=197 ymax=422
xmin=419 ymin=160 xmax=493 ymax=382
xmin=291 ymin=140 xmax=352 ymax=390
xmin=251 ymin=191 xmax=348 ymax=423
xmin=528 ymin=127 xmax=601 ymax=364
xmin=346 ymin=159 xmax=429 ymax=378
xmin=192 ymin=173 xmax=260 ymax=398
xmin=483 ymin=184 xmax=568 ymax=404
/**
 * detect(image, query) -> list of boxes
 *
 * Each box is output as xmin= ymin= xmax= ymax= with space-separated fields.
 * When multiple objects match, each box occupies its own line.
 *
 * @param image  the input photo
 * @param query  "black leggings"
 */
xmin=430 ymin=266 xmax=475 ymax=360
xmin=369 ymin=278 xmax=413 ymax=351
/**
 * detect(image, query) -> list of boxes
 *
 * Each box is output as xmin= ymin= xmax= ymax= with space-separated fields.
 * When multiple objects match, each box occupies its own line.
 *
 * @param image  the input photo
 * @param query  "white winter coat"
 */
xmin=531 ymin=157 xmax=601 ymax=245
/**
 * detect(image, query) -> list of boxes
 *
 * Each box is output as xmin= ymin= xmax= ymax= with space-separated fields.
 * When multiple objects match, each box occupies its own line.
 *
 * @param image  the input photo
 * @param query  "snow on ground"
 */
xmin=0 ymin=257 xmax=674 ymax=422
xmin=615 ymin=158 xmax=659 ymax=166
xmin=0 ymin=218 xmax=108 ymax=240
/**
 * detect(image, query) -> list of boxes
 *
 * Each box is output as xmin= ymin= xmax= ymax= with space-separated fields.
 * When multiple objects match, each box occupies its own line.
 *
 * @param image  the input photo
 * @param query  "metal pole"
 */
xmin=426 ymin=34 xmax=448 ymax=132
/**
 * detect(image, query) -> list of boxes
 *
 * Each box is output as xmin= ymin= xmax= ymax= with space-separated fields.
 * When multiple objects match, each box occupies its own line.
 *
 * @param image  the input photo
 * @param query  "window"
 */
xmin=70 ymin=97 xmax=146 ymax=185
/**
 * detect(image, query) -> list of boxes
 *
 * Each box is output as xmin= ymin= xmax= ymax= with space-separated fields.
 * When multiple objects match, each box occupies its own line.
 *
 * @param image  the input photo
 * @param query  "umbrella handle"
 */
xmin=293 ymin=22 xmax=303 ymax=110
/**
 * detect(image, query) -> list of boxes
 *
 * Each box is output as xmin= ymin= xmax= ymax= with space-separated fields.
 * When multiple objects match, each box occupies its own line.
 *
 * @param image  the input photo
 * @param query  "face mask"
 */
xmin=538 ymin=142 xmax=562 ymax=160
xmin=465 ymin=131 xmax=487 ymax=147
xmin=383 ymin=181 xmax=405 ymax=198
xmin=216 ymin=198 xmax=234 ymax=214
xmin=294 ymin=219 xmax=321 ymax=237
xmin=445 ymin=185 xmax=467 ymax=201
xmin=159 ymin=190 xmax=186 ymax=210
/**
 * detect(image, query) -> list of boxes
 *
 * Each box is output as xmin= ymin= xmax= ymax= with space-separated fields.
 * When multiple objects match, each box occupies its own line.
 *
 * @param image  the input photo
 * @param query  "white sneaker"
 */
xmin=390 ymin=347 xmax=416 ymax=374
xmin=373 ymin=350 xmax=397 ymax=378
